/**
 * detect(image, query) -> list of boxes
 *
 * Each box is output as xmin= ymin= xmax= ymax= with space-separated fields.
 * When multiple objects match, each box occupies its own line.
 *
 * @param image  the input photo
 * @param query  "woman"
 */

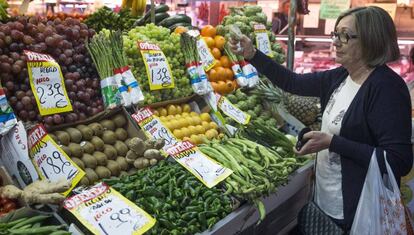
xmin=230 ymin=6 xmax=413 ymax=232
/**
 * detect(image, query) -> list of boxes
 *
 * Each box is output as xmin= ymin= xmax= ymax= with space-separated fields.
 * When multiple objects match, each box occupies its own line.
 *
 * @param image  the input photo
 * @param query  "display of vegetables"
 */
xmin=123 ymin=24 xmax=193 ymax=104
xmin=0 ymin=0 xmax=8 ymax=22
xmin=216 ymin=6 xmax=285 ymax=64
xmin=50 ymin=113 xmax=137 ymax=185
xmin=199 ymin=136 xmax=300 ymax=220
xmin=84 ymin=7 xmax=138 ymax=32
xmin=153 ymin=103 xmax=221 ymax=145
xmin=104 ymin=160 xmax=234 ymax=234
xmin=126 ymin=137 xmax=165 ymax=169
xmin=0 ymin=16 xmax=103 ymax=126
xmin=133 ymin=4 xmax=171 ymax=27
xmin=0 ymin=215 xmax=70 ymax=235
xmin=0 ymin=196 xmax=18 ymax=216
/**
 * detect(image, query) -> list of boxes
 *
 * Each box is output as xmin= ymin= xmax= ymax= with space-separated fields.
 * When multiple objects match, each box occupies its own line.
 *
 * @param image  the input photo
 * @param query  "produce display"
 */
xmin=199 ymin=134 xmax=299 ymax=220
xmin=123 ymin=24 xmax=193 ymax=104
xmin=104 ymin=160 xmax=234 ymax=235
xmin=0 ymin=0 xmax=8 ymax=22
xmin=0 ymin=215 xmax=70 ymax=235
xmin=50 ymin=114 xmax=138 ymax=185
xmin=153 ymin=103 xmax=221 ymax=144
xmin=225 ymin=89 xmax=281 ymax=127
xmin=126 ymin=137 xmax=165 ymax=169
xmin=200 ymin=25 xmax=238 ymax=95
xmin=0 ymin=16 xmax=103 ymax=126
xmin=216 ymin=6 xmax=285 ymax=64
xmin=84 ymin=7 xmax=138 ymax=33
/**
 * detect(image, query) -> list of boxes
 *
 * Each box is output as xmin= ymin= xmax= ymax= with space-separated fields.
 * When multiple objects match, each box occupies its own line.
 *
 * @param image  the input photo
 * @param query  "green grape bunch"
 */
xmin=123 ymin=24 xmax=193 ymax=104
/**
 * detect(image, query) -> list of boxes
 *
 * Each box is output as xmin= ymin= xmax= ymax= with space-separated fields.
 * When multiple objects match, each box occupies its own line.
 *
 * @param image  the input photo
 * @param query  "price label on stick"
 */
xmin=28 ymin=124 xmax=84 ymax=195
xmin=131 ymin=107 xmax=178 ymax=152
xmin=197 ymin=38 xmax=217 ymax=71
xmin=216 ymin=93 xmax=251 ymax=125
xmin=166 ymin=141 xmax=233 ymax=188
xmin=253 ymin=24 xmax=272 ymax=56
xmin=64 ymin=183 xmax=156 ymax=235
xmin=138 ymin=42 xmax=175 ymax=90
xmin=24 ymin=50 xmax=73 ymax=116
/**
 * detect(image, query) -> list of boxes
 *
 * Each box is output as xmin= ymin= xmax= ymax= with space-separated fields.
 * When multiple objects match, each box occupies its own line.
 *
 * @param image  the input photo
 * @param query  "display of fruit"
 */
xmin=52 ymin=113 xmax=137 ymax=185
xmin=123 ymin=24 xmax=193 ymax=104
xmin=0 ymin=16 xmax=103 ymax=126
xmin=84 ymin=6 xmax=138 ymax=33
xmin=121 ymin=0 xmax=147 ymax=17
xmin=47 ymin=11 xmax=88 ymax=22
xmin=225 ymin=89 xmax=281 ymax=127
xmin=216 ymin=5 xmax=285 ymax=64
xmin=153 ymin=103 xmax=221 ymax=145
xmin=0 ymin=0 xmax=8 ymax=22
xmin=126 ymin=137 xmax=164 ymax=170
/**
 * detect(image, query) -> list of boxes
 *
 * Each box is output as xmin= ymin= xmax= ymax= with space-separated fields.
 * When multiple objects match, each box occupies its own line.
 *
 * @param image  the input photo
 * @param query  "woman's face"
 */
xmin=333 ymin=15 xmax=363 ymax=67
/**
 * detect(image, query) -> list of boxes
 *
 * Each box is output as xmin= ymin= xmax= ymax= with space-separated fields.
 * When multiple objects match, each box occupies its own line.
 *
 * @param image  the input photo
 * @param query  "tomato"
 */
xmin=2 ymin=202 xmax=16 ymax=213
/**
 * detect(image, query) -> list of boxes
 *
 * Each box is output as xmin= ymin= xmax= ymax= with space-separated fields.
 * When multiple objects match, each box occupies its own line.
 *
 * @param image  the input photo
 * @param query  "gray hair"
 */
xmin=335 ymin=6 xmax=400 ymax=67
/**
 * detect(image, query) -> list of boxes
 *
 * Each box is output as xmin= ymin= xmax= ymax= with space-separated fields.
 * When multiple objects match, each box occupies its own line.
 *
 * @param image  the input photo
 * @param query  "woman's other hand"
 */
xmin=294 ymin=131 xmax=333 ymax=155
xmin=228 ymin=35 xmax=257 ymax=60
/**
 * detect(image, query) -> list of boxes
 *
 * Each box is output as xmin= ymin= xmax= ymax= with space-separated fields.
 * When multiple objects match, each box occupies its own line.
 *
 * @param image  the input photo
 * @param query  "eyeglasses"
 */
xmin=330 ymin=31 xmax=358 ymax=44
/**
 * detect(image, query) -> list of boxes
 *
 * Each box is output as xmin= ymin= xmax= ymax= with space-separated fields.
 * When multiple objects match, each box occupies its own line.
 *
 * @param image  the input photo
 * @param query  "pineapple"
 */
xmin=283 ymin=93 xmax=320 ymax=126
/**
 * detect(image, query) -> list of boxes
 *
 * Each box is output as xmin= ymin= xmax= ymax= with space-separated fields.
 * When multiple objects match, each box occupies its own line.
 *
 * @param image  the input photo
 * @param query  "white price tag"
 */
xmin=166 ymin=141 xmax=232 ymax=188
xmin=25 ymin=50 xmax=73 ymax=116
xmin=203 ymin=91 xmax=218 ymax=112
xmin=254 ymin=24 xmax=272 ymax=56
xmin=197 ymin=38 xmax=216 ymax=71
xmin=28 ymin=124 xmax=84 ymax=195
xmin=216 ymin=94 xmax=251 ymax=125
xmin=138 ymin=42 xmax=174 ymax=90
xmin=64 ymin=183 xmax=155 ymax=235
xmin=131 ymin=107 xmax=178 ymax=152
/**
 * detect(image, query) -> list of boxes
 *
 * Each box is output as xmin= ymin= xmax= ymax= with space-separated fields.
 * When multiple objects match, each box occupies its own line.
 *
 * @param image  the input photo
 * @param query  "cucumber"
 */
xmin=133 ymin=16 xmax=146 ymax=27
xmin=143 ymin=4 xmax=170 ymax=21
xmin=159 ymin=14 xmax=192 ymax=28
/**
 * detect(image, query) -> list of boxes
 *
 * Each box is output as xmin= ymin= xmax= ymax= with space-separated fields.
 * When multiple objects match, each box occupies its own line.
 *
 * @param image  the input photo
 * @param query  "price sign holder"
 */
xmin=253 ymin=24 xmax=272 ymax=56
xmin=131 ymin=107 xmax=178 ymax=153
xmin=166 ymin=141 xmax=232 ymax=188
xmin=197 ymin=38 xmax=217 ymax=72
xmin=28 ymin=124 xmax=84 ymax=196
xmin=24 ymin=50 xmax=73 ymax=116
xmin=138 ymin=42 xmax=175 ymax=91
xmin=64 ymin=183 xmax=156 ymax=235
xmin=216 ymin=93 xmax=251 ymax=125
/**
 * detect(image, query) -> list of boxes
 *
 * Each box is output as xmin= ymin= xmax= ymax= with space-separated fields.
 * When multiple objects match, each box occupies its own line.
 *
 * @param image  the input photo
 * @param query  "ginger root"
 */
xmin=0 ymin=179 xmax=71 ymax=205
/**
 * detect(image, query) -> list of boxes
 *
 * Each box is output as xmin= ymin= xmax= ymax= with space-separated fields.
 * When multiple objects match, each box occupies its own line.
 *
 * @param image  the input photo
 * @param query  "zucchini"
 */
xmin=159 ymin=14 xmax=192 ymax=28
xmin=154 ymin=12 xmax=170 ymax=24
xmin=133 ymin=16 xmax=146 ymax=27
xmin=143 ymin=4 xmax=170 ymax=21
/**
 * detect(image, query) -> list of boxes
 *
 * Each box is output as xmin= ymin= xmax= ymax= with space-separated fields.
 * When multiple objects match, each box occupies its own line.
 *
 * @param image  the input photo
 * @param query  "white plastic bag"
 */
xmin=351 ymin=150 xmax=407 ymax=235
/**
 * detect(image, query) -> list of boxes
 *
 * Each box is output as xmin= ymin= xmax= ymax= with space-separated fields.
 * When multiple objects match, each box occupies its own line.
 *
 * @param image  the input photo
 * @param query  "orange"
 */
xmin=215 ymin=67 xmax=226 ymax=81
xmin=211 ymin=81 xmax=219 ymax=92
xmin=224 ymin=68 xmax=234 ymax=80
xmin=203 ymin=37 xmax=215 ymax=48
xmin=211 ymin=48 xmax=221 ymax=59
xmin=174 ymin=26 xmax=188 ymax=34
xmin=232 ymin=80 xmax=239 ymax=90
xmin=220 ymin=56 xmax=231 ymax=68
xmin=208 ymin=68 xmax=219 ymax=82
xmin=213 ymin=60 xmax=222 ymax=69
xmin=225 ymin=80 xmax=236 ymax=94
xmin=214 ymin=35 xmax=226 ymax=50
xmin=216 ymin=81 xmax=227 ymax=94
xmin=201 ymin=25 xmax=216 ymax=37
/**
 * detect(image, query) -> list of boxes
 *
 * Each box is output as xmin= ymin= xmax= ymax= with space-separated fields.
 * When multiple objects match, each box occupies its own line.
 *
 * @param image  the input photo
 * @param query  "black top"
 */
xmin=250 ymin=50 xmax=413 ymax=229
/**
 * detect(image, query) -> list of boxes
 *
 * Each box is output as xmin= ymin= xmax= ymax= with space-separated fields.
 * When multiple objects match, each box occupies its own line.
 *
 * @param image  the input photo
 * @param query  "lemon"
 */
xmin=188 ymin=125 xmax=197 ymax=136
xmin=195 ymin=125 xmax=205 ymax=134
xmin=205 ymin=129 xmax=216 ymax=140
xmin=167 ymin=105 xmax=177 ymax=115
xmin=176 ymin=105 xmax=182 ymax=114
xmin=166 ymin=115 xmax=174 ymax=120
xmin=200 ymin=113 xmax=211 ymax=122
xmin=190 ymin=134 xmax=201 ymax=145
xmin=186 ymin=116 xmax=195 ymax=126
xmin=182 ymin=112 xmax=190 ymax=117
xmin=153 ymin=110 xmax=160 ymax=116
xmin=179 ymin=118 xmax=189 ymax=128
xmin=198 ymin=134 xmax=207 ymax=144
xmin=159 ymin=116 xmax=167 ymax=122
xmin=190 ymin=111 xmax=198 ymax=117
xmin=202 ymin=121 xmax=210 ymax=130
xmin=158 ymin=108 xmax=168 ymax=117
xmin=169 ymin=120 xmax=180 ymax=130
xmin=192 ymin=116 xmax=202 ymax=126
xmin=183 ymin=136 xmax=191 ymax=142
xmin=209 ymin=122 xmax=218 ymax=130
xmin=173 ymin=129 xmax=184 ymax=139
xmin=181 ymin=127 xmax=191 ymax=137
xmin=164 ymin=121 xmax=171 ymax=130
xmin=182 ymin=104 xmax=191 ymax=113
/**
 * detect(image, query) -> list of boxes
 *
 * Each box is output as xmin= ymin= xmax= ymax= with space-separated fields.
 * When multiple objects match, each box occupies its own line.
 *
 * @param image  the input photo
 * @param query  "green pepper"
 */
xmin=125 ymin=190 xmax=136 ymax=201
xmin=158 ymin=218 xmax=174 ymax=229
xmin=170 ymin=229 xmax=180 ymax=235
xmin=160 ymin=229 xmax=169 ymax=235
xmin=155 ymin=174 xmax=170 ymax=185
xmin=181 ymin=196 xmax=191 ymax=205
xmin=168 ymin=211 xmax=175 ymax=220
xmin=181 ymin=212 xmax=198 ymax=221
xmin=188 ymin=218 xmax=198 ymax=226
xmin=202 ymin=190 xmax=213 ymax=199
xmin=188 ymin=225 xmax=198 ymax=234
xmin=161 ymin=203 xmax=172 ymax=211
xmin=185 ymin=205 xmax=204 ymax=213
xmin=199 ymin=212 xmax=208 ymax=231
xmin=207 ymin=217 xmax=219 ymax=229
xmin=176 ymin=219 xmax=187 ymax=227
